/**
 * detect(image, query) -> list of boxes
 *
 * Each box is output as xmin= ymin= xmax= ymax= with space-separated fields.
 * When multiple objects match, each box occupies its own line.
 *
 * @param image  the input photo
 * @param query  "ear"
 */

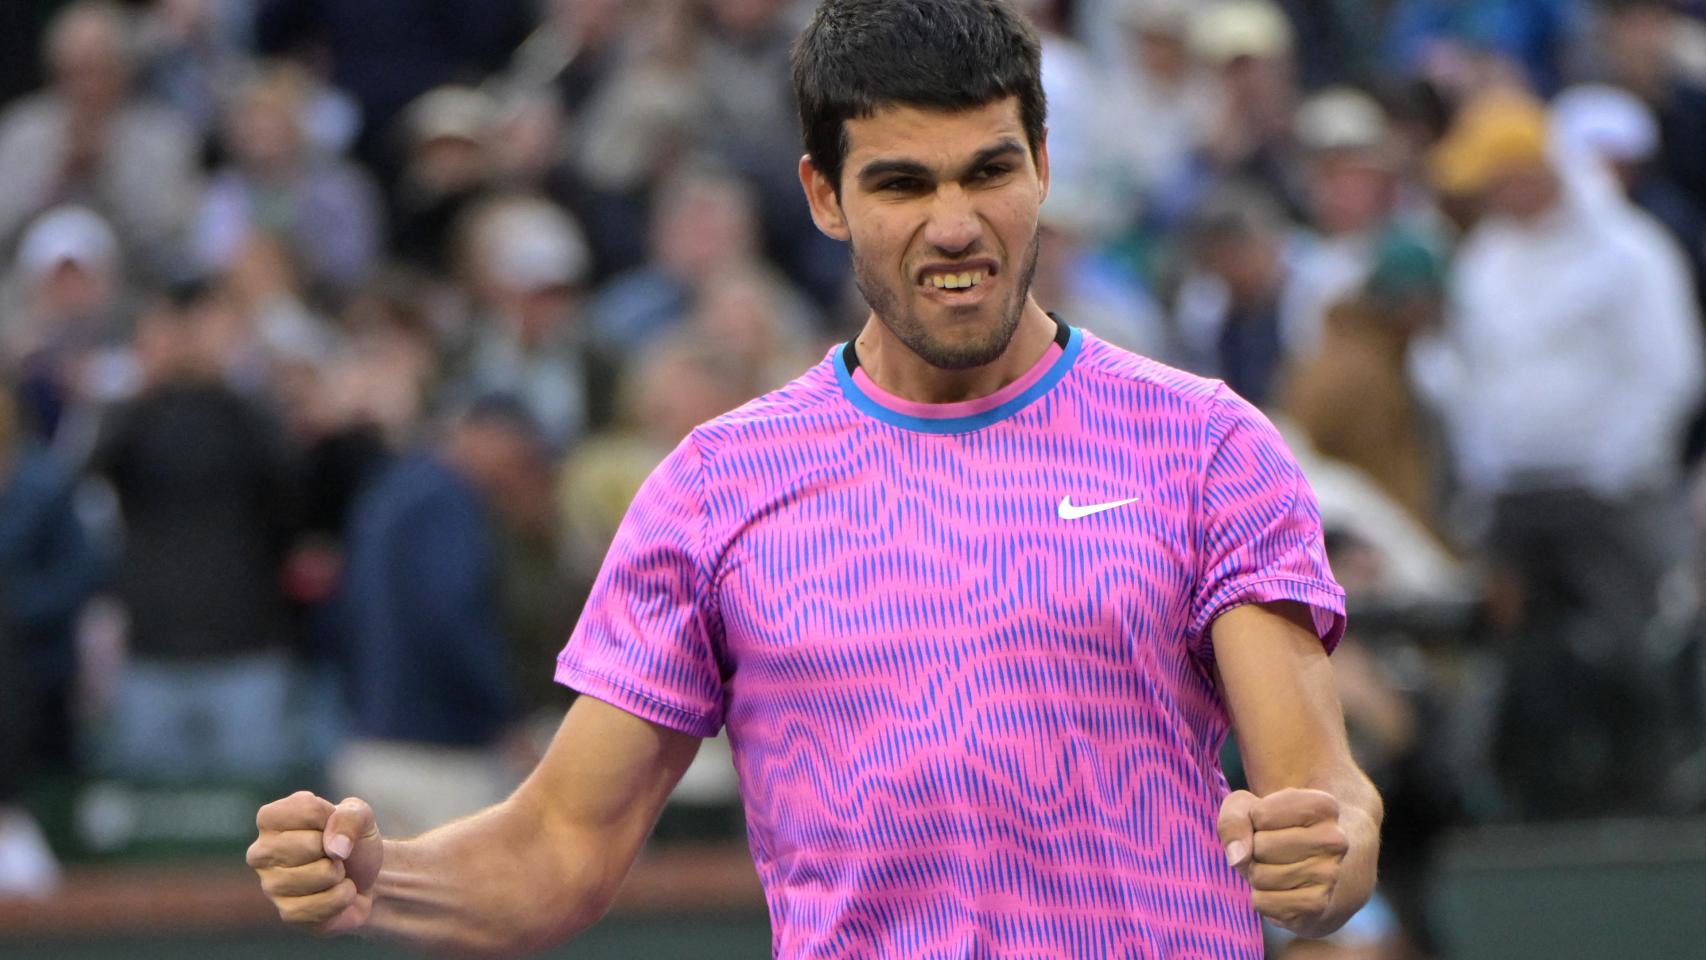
xmin=1034 ymin=128 xmax=1051 ymax=207
xmin=799 ymin=154 xmax=851 ymax=242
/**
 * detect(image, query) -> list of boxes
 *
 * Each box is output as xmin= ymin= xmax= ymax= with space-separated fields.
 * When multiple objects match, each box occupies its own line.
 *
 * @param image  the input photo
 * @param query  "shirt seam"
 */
xmin=555 ymin=658 xmax=716 ymax=728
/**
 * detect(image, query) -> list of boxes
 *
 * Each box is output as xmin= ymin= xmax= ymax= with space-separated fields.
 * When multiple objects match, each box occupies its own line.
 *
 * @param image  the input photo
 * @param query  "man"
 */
xmin=248 ymin=2 xmax=1381 ymax=956
xmin=0 ymin=0 xmax=199 ymax=281
xmin=1420 ymin=89 xmax=1703 ymax=818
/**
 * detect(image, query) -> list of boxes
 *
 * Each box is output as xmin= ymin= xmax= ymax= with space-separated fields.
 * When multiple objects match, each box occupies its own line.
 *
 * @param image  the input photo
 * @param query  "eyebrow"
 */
xmin=855 ymin=138 xmax=1027 ymax=186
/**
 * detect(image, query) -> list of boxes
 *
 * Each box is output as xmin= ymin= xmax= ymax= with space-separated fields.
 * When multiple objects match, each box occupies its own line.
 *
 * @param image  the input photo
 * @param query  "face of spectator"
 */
xmin=446 ymin=420 xmax=550 ymax=516
xmin=1482 ymin=162 xmax=1559 ymax=222
xmin=695 ymin=272 xmax=782 ymax=365
xmin=1200 ymin=232 xmax=1281 ymax=308
xmin=414 ymin=136 xmax=488 ymax=194
xmin=654 ymin=179 xmax=760 ymax=282
xmin=627 ymin=341 xmax=750 ymax=442
xmin=48 ymin=10 xmax=129 ymax=117
xmin=491 ymin=97 xmax=564 ymax=187
xmin=800 ymin=96 xmax=1049 ymax=371
xmin=1131 ymin=29 xmax=1193 ymax=84
xmin=230 ymin=91 xmax=304 ymax=174
xmin=1307 ymin=153 xmax=1394 ymax=235
xmin=32 ymin=259 xmax=115 ymax=321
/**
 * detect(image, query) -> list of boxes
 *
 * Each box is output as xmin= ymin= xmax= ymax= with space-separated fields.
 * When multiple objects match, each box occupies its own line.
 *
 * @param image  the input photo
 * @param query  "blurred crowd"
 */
xmin=3 ymin=0 xmax=1706 ymax=956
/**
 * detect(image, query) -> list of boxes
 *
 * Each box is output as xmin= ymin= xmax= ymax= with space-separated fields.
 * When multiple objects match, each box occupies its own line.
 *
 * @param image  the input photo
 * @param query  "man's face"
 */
xmin=802 ymin=98 xmax=1048 ymax=370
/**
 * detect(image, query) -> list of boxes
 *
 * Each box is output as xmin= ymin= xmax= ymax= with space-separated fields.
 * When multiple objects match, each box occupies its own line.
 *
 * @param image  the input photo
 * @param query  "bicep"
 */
xmin=1211 ymin=601 xmax=1355 ymax=794
xmin=516 ymin=696 xmax=701 ymax=865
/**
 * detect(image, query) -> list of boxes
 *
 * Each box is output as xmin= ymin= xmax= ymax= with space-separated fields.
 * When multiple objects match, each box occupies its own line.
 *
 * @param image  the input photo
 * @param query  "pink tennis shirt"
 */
xmin=557 ymin=321 xmax=1346 ymax=959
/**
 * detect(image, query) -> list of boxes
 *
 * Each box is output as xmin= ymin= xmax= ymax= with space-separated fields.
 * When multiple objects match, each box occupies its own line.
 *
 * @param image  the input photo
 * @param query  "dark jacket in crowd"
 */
xmin=92 ymin=381 xmax=301 ymax=660
xmin=337 ymin=452 xmax=515 ymax=747
xmin=0 ymin=448 xmax=105 ymax=692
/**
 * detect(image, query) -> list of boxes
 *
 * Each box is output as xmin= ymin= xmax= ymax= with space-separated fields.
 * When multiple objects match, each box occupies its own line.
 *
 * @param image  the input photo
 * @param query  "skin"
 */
xmin=798 ymin=99 xmax=1056 ymax=400
xmin=248 ymin=94 xmax=1380 ymax=953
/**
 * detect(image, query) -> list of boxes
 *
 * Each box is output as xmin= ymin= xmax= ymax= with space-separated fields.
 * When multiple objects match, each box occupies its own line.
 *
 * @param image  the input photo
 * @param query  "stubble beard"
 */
xmin=851 ymin=227 xmax=1042 ymax=371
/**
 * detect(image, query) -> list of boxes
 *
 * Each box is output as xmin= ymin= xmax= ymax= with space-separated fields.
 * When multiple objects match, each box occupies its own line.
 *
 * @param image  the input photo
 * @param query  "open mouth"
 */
xmin=916 ymin=259 xmax=999 ymax=299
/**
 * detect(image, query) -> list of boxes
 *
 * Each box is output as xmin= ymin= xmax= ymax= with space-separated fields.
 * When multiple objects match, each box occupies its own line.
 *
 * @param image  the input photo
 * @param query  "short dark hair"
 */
xmin=791 ymin=0 xmax=1047 ymax=192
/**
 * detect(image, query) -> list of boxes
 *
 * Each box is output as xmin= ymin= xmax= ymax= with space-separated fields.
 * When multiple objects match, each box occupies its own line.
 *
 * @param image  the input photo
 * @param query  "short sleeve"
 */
xmin=1186 ymin=388 xmax=1346 ymax=662
xmin=556 ymin=435 xmax=725 ymax=737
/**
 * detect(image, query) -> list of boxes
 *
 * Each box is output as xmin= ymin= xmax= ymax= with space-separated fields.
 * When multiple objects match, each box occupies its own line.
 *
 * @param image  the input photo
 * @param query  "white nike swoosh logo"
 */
xmin=1057 ymin=495 xmax=1143 ymax=520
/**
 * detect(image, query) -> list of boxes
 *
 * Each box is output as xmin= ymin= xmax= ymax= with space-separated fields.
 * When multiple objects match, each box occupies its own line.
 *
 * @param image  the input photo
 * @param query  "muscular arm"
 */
xmin=1211 ymin=601 xmax=1383 ymax=939
xmin=252 ymin=696 xmax=700 ymax=957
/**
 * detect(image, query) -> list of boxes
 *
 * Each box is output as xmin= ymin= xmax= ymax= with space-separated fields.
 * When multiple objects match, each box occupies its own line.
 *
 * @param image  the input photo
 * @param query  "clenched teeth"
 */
xmin=927 ymin=270 xmax=986 ymax=289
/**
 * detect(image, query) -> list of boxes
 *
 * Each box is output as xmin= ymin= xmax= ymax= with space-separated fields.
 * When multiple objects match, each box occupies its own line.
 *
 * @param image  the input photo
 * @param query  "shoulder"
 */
xmin=1071 ymin=331 xmax=1233 ymax=423
xmin=687 ymin=352 xmax=846 ymax=457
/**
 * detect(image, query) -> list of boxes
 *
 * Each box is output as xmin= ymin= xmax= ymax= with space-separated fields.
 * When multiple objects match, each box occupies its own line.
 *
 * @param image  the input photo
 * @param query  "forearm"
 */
xmin=364 ymin=795 xmax=611 ymax=957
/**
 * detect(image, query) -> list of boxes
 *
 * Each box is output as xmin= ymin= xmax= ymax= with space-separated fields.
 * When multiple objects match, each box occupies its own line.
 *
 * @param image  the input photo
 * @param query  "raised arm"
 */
xmin=1210 ymin=600 xmax=1383 ymax=940
xmin=249 ymin=695 xmax=701 ymax=957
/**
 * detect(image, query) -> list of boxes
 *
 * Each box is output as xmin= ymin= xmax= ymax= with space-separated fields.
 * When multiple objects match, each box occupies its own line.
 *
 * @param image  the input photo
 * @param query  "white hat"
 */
xmin=482 ymin=201 xmax=590 ymax=291
xmin=1191 ymin=0 xmax=1294 ymax=64
xmin=17 ymin=205 xmax=119 ymax=278
xmin=1115 ymin=0 xmax=1193 ymax=35
xmin=1550 ymin=83 xmax=1659 ymax=164
xmin=1296 ymin=87 xmax=1390 ymax=154
xmin=407 ymin=85 xmax=494 ymax=145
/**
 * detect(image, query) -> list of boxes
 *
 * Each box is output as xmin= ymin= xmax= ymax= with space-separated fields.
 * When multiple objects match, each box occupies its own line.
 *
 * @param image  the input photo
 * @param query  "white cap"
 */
xmin=1115 ymin=0 xmax=1193 ymax=35
xmin=17 ymin=205 xmax=119 ymax=278
xmin=1550 ymin=83 xmax=1659 ymax=164
xmin=1296 ymin=87 xmax=1390 ymax=154
xmin=482 ymin=201 xmax=590 ymax=291
xmin=407 ymin=85 xmax=494 ymax=145
xmin=1191 ymin=0 xmax=1294 ymax=64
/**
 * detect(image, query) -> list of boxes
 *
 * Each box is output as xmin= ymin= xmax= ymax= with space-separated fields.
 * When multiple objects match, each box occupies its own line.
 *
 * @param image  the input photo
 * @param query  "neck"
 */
xmin=854 ymin=299 xmax=1057 ymax=404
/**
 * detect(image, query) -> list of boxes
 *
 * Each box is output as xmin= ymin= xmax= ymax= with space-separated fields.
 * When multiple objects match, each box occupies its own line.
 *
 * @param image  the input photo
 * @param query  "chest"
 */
xmin=710 ymin=427 xmax=1202 ymax=686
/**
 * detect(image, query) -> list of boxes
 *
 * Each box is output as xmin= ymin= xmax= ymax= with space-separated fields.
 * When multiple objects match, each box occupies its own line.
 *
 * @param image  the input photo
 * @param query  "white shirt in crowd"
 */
xmin=1412 ymin=173 xmax=1706 ymax=501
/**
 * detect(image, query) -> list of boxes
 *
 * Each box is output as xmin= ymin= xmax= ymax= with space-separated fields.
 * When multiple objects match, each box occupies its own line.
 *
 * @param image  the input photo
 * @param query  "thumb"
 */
xmin=1217 ymin=789 xmax=1258 ymax=872
xmin=322 ymin=797 xmax=382 ymax=889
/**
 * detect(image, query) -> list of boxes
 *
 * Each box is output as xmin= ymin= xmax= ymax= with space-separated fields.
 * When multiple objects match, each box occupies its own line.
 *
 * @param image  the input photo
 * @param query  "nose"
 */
xmin=921 ymin=184 xmax=982 ymax=256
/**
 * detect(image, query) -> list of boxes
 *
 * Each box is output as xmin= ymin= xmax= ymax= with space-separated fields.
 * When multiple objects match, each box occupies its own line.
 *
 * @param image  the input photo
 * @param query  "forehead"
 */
xmin=841 ymin=97 xmax=1029 ymax=172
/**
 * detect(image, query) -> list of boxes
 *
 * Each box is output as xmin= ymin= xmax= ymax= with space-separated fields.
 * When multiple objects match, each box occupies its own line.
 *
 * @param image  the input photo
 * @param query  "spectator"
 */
xmin=135 ymin=0 xmax=255 ymax=140
xmin=0 ymin=381 xmax=104 ymax=897
xmin=1278 ymin=230 xmax=1451 ymax=536
xmin=89 ymin=280 xmax=304 ymax=783
xmin=1383 ymin=0 xmax=1591 ymax=96
xmin=0 ymin=1 xmax=200 ymax=281
xmin=388 ymin=85 xmax=499 ymax=279
xmin=194 ymin=62 xmax=384 ymax=305
xmin=1599 ymin=0 xmax=1706 ymax=214
xmin=1101 ymin=0 xmax=1222 ymax=219
xmin=330 ymin=398 xmax=550 ymax=836
xmin=1191 ymin=0 xmax=1310 ymax=220
xmin=692 ymin=0 xmax=846 ymax=303
xmin=449 ymin=194 xmax=602 ymax=452
xmin=1282 ymin=85 xmax=1446 ymax=359
xmin=1416 ymin=89 xmax=1704 ymax=817
xmin=254 ymin=0 xmax=533 ymax=175
xmin=587 ymin=164 xmax=818 ymax=352
xmin=0 ymin=205 xmax=135 ymax=456
xmin=1170 ymin=183 xmax=1301 ymax=407
xmin=1550 ymin=82 xmax=1706 ymax=297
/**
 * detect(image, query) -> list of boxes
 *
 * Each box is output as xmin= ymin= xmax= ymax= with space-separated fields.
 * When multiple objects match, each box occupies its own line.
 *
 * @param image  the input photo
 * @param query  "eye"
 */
xmin=971 ymin=164 xmax=1013 ymax=183
xmin=877 ymin=176 xmax=925 ymax=193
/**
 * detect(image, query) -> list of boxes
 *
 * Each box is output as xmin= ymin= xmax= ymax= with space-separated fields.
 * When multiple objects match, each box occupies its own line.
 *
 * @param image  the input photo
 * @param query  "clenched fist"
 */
xmin=1217 ymin=787 xmax=1350 ymax=937
xmin=248 ymin=791 xmax=384 ymax=934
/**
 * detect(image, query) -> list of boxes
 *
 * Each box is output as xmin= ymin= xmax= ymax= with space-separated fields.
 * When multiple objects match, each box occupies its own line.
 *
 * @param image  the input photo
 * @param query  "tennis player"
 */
xmin=248 ymin=1 xmax=1381 ymax=955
